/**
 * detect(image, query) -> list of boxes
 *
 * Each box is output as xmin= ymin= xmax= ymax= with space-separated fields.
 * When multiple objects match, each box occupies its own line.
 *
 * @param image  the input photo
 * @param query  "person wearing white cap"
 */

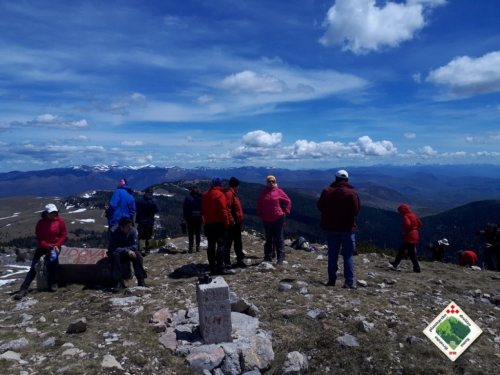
xmin=14 ymin=203 xmax=67 ymax=300
xmin=317 ymin=169 xmax=360 ymax=289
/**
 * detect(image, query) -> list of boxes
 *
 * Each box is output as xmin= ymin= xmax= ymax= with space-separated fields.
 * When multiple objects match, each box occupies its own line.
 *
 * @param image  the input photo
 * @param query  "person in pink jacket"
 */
xmin=256 ymin=175 xmax=291 ymax=265
xmin=15 ymin=203 xmax=67 ymax=300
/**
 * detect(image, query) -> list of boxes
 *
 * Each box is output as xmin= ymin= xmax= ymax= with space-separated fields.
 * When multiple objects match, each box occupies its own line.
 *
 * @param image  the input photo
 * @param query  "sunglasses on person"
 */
xmin=267 ymin=179 xmax=276 ymax=183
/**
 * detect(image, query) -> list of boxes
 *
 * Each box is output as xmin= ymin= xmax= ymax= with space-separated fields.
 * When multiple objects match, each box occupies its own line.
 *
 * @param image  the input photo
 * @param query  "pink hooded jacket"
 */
xmin=256 ymin=186 xmax=291 ymax=223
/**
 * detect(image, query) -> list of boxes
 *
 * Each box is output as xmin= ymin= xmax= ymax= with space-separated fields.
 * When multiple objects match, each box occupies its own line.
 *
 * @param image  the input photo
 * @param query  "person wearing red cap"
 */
xmin=390 ymin=204 xmax=422 ymax=273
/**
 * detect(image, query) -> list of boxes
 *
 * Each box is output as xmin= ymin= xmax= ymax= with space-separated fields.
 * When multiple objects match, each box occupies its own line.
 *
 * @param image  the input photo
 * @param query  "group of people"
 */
xmin=186 ymin=175 xmax=291 ymax=276
xmin=13 ymin=171 xmax=500 ymax=300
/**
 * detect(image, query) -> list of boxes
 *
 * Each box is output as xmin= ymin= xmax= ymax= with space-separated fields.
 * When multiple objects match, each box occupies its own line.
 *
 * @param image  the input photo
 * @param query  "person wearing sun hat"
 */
xmin=317 ymin=169 xmax=360 ymax=289
xmin=426 ymin=238 xmax=449 ymax=262
xmin=256 ymin=175 xmax=292 ymax=265
xmin=14 ymin=203 xmax=67 ymax=300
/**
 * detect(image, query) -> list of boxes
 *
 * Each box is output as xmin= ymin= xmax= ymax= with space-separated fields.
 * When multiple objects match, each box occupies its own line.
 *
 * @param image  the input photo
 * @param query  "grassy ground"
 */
xmin=1 ymin=234 xmax=500 ymax=374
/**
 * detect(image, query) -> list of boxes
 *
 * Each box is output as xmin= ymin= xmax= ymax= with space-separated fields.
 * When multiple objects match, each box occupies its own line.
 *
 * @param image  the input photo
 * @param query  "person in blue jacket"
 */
xmin=105 ymin=179 xmax=136 ymax=229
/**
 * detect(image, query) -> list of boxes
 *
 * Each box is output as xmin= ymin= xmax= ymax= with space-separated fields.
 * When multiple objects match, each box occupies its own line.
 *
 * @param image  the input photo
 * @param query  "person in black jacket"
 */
xmin=183 ymin=185 xmax=203 ymax=253
xmin=476 ymin=223 xmax=500 ymax=271
xmin=426 ymin=238 xmax=449 ymax=262
xmin=135 ymin=188 xmax=161 ymax=256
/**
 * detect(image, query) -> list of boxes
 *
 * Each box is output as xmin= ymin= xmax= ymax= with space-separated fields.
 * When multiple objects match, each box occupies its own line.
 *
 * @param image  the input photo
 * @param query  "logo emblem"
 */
xmin=423 ymin=301 xmax=482 ymax=361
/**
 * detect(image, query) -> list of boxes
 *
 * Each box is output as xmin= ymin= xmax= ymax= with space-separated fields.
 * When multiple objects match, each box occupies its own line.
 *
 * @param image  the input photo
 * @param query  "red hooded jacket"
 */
xmin=398 ymin=204 xmax=422 ymax=243
xmin=36 ymin=215 xmax=67 ymax=250
xmin=201 ymin=185 xmax=230 ymax=227
xmin=459 ymin=250 xmax=477 ymax=266
xmin=225 ymin=187 xmax=244 ymax=225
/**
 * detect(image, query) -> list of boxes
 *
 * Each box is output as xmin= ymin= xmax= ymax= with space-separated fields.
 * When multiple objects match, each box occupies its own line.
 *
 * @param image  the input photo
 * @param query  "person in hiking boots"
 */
xmin=390 ymin=204 xmax=422 ymax=273
xmin=475 ymin=223 xmax=500 ymax=271
xmin=426 ymin=238 xmax=449 ymax=262
xmin=107 ymin=217 xmax=148 ymax=292
xmin=105 ymin=179 xmax=136 ymax=230
xmin=224 ymin=177 xmax=246 ymax=268
xmin=135 ymin=188 xmax=161 ymax=256
xmin=14 ymin=203 xmax=67 ymax=300
xmin=317 ymin=169 xmax=360 ymax=289
xmin=202 ymin=177 xmax=233 ymax=276
xmin=183 ymin=185 xmax=203 ymax=253
xmin=256 ymin=175 xmax=292 ymax=265
xmin=457 ymin=250 xmax=478 ymax=267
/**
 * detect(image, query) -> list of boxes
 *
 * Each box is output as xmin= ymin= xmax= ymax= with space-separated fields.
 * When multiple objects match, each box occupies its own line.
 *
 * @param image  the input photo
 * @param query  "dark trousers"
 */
xmin=485 ymin=244 xmax=500 ymax=271
xmin=21 ymin=248 xmax=59 ymax=290
xmin=264 ymin=217 xmax=285 ymax=261
xmin=186 ymin=217 xmax=202 ymax=248
xmin=204 ymin=222 xmax=226 ymax=272
xmin=108 ymin=250 xmax=147 ymax=281
xmin=225 ymin=222 xmax=244 ymax=264
xmin=394 ymin=242 xmax=420 ymax=272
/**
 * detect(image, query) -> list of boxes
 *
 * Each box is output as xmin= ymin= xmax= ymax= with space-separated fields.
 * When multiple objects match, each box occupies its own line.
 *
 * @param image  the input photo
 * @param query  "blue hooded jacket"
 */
xmin=106 ymin=184 xmax=136 ymax=227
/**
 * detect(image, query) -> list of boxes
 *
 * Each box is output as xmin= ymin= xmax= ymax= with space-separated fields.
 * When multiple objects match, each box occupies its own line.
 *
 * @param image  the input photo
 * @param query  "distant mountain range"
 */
xmin=1 ymin=163 xmax=500 ymax=216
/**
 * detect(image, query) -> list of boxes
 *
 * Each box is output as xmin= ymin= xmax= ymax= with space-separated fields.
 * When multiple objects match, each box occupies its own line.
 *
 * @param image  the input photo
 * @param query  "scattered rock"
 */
xmin=230 ymin=292 xmax=251 ymax=313
xmin=336 ymin=334 xmax=359 ymax=347
xmin=357 ymin=280 xmax=368 ymax=287
xmin=67 ymin=317 xmax=87 ymax=334
xmin=109 ymin=296 xmax=140 ymax=306
xmin=101 ymin=354 xmax=124 ymax=370
xmin=42 ymin=337 xmax=56 ymax=347
xmin=255 ymin=262 xmax=275 ymax=272
xmin=279 ymin=309 xmax=297 ymax=318
xmin=358 ymin=321 xmax=374 ymax=333
xmin=185 ymin=345 xmax=225 ymax=372
xmin=0 ymin=337 xmax=29 ymax=351
xmin=241 ymin=336 xmax=274 ymax=372
xmin=307 ymin=309 xmax=325 ymax=319
xmin=280 ymin=351 xmax=308 ymax=375
xmin=406 ymin=336 xmax=427 ymax=345
xmin=383 ymin=278 xmax=396 ymax=285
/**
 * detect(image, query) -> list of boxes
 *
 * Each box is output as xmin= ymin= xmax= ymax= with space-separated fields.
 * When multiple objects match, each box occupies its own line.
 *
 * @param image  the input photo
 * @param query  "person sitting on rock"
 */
xmin=107 ymin=217 xmax=148 ymax=292
xmin=14 ymin=203 xmax=67 ymax=299
xmin=457 ymin=250 xmax=477 ymax=267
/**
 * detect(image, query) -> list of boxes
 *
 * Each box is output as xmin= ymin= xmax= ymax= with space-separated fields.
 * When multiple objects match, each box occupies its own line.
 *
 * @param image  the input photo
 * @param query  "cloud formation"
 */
xmin=74 ymin=93 xmax=147 ymax=115
xmin=404 ymin=132 xmax=416 ymax=139
xmin=243 ymin=130 xmax=282 ymax=147
xmin=12 ymin=114 xmax=90 ymax=130
xmin=320 ymin=0 xmax=446 ymax=54
xmin=217 ymin=71 xmax=288 ymax=93
xmin=426 ymin=51 xmax=500 ymax=98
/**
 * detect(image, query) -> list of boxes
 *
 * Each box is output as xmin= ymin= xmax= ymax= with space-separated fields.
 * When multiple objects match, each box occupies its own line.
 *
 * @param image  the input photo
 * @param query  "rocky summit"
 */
xmin=1 ymin=233 xmax=500 ymax=374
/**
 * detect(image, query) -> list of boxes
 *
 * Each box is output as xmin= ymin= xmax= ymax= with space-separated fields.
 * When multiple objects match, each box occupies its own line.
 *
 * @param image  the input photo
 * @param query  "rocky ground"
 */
xmin=1 ymin=233 xmax=500 ymax=375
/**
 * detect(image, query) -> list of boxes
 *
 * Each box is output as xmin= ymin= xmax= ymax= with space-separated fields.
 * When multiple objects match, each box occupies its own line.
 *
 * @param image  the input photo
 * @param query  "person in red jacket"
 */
xmin=256 ymin=175 xmax=291 ymax=265
xmin=14 ymin=203 xmax=67 ymax=300
xmin=390 ymin=204 xmax=422 ymax=273
xmin=224 ymin=177 xmax=246 ymax=268
xmin=202 ymin=177 xmax=233 ymax=275
xmin=457 ymin=250 xmax=477 ymax=267
xmin=317 ymin=169 xmax=360 ymax=289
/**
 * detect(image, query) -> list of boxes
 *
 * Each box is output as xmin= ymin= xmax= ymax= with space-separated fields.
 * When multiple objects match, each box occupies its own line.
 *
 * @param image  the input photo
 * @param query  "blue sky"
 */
xmin=1 ymin=0 xmax=500 ymax=172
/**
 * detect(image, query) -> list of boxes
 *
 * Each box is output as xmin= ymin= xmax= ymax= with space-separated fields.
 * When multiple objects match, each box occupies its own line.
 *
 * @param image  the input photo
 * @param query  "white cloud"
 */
xmin=412 ymin=73 xmax=421 ymax=83
xmin=217 ymin=70 xmax=288 ymax=93
xmin=74 ymin=93 xmax=147 ymax=115
xmin=242 ymin=130 xmax=282 ymax=148
xmin=73 ymin=135 xmax=90 ymax=142
xmin=427 ymin=51 xmax=500 ymax=98
xmin=12 ymin=114 xmax=91 ymax=130
xmin=122 ymin=141 xmax=144 ymax=146
xmin=404 ymin=132 xmax=416 ymax=139
xmin=320 ymin=0 xmax=446 ymax=54
xmin=354 ymin=136 xmax=398 ymax=156
xmin=419 ymin=145 xmax=439 ymax=156
xmin=197 ymin=95 xmax=214 ymax=104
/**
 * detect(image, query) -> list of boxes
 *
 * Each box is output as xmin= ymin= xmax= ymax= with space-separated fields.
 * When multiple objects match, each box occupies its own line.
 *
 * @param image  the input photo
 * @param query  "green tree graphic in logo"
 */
xmin=436 ymin=317 xmax=471 ymax=349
